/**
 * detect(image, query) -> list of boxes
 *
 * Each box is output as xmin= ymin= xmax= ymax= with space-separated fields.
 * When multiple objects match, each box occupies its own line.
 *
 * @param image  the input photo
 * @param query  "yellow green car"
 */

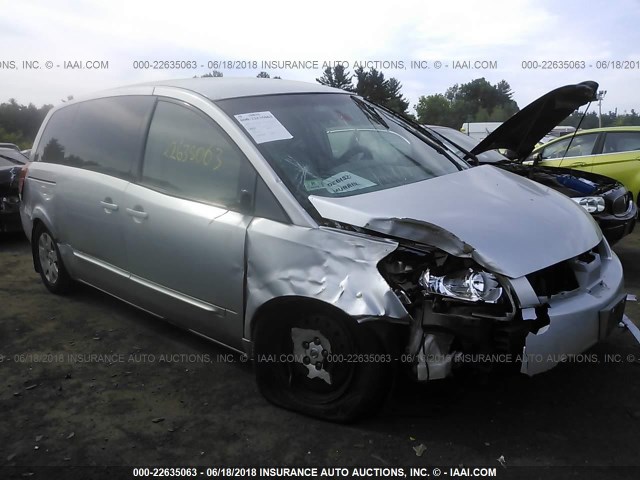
xmin=530 ymin=127 xmax=640 ymax=204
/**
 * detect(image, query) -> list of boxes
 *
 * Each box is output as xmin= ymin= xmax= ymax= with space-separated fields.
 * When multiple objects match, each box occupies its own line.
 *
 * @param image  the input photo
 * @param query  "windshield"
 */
xmin=218 ymin=94 xmax=465 ymax=203
xmin=429 ymin=127 xmax=508 ymax=164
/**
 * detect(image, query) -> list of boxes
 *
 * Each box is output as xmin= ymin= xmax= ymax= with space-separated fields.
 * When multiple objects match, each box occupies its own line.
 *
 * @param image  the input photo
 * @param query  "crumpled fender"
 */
xmin=244 ymin=219 xmax=408 ymax=339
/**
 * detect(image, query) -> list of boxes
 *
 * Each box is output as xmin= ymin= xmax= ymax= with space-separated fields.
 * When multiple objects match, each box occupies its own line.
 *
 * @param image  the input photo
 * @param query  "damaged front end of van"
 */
xmin=217 ymin=86 xmax=627 ymax=420
xmin=247 ymin=165 xmax=625 ymax=389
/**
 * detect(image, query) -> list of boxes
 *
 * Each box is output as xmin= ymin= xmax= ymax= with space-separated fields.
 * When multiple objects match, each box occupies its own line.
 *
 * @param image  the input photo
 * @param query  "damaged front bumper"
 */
xmin=505 ymin=238 xmax=625 ymax=376
xmin=406 ymin=238 xmax=626 ymax=380
xmin=520 ymin=292 xmax=626 ymax=375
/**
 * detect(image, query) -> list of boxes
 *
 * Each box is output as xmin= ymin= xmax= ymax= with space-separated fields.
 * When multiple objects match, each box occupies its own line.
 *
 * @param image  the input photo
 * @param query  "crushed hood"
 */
xmin=471 ymin=81 xmax=598 ymax=159
xmin=309 ymin=166 xmax=602 ymax=278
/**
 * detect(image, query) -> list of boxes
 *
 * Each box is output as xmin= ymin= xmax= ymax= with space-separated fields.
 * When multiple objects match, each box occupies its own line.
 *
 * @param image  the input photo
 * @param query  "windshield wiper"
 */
xmin=352 ymin=97 xmax=389 ymax=129
xmin=428 ymin=130 xmax=483 ymax=166
xmin=365 ymin=100 xmax=467 ymax=170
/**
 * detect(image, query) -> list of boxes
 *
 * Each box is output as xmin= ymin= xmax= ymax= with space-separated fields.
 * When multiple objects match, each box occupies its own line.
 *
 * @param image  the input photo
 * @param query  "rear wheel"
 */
xmin=253 ymin=305 xmax=394 ymax=422
xmin=34 ymin=224 xmax=72 ymax=294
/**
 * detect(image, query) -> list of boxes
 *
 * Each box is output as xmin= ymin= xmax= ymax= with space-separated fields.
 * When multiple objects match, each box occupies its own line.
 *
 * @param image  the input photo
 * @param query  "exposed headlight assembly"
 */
xmin=572 ymin=196 xmax=605 ymax=213
xmin=419 ymin=268 xmax=503 ymax=303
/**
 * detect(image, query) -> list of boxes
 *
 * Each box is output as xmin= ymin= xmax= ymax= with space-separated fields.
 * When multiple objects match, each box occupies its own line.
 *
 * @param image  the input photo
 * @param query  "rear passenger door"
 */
xmin=37 ymin=96 xmax=153 ymax=295
xmin=122 ymin=99 xmax=255 ymax=350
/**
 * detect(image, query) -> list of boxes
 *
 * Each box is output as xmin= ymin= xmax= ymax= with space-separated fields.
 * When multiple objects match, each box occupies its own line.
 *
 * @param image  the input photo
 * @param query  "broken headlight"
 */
xmin=572 ymin=196 xmax=605 ymax=213
xmin=419 ymin=268 xmax=503 ymax=303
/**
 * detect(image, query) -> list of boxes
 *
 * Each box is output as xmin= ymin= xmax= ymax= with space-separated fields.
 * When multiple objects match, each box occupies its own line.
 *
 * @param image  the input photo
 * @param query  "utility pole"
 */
xmin=597 ymin=90 xmax=607 ymax=128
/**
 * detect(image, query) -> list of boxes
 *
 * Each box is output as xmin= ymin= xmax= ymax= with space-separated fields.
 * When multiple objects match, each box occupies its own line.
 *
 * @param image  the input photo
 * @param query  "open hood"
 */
xmin=309 ymin=166 xmax=601 ymax=279
xmin=470 ymin=81 xmax=598 ymax=159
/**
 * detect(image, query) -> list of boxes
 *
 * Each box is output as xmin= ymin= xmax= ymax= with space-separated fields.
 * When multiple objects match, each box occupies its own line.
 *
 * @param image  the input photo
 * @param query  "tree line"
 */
xmin=0 ymin=99 xmax=53 ymax=149
xmin=560 ymin=109 xmax=640 ymax=129
xmin=414 ymin=78 xmax=519 ymax=127
xmin=2 ymin=72 xmax=639 ymax=148
xmin=316 ymin=65 xmax=411 ymax=117
xmin=203 ymin=66 xmax=412 ymax=117
xmin=316 ymin=67 xmax=517 ymax=125
xmin=315 ymin=67 xmax=640 ymax=129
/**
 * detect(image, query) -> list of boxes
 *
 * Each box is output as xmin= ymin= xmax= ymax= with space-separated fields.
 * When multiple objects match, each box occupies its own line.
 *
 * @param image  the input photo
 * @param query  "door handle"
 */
xmin=126 ymin=207 xmax=148 ymax=220
xmin=568 ymin=162 xmax=587 ymax=167
xmin=100 ymin=199 xmax=119 ymax=212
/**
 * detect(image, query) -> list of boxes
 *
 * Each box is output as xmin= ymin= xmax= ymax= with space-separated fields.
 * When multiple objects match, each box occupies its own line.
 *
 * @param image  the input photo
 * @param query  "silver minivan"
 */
xmin=20 ymin=78 xmax=626 ymax=421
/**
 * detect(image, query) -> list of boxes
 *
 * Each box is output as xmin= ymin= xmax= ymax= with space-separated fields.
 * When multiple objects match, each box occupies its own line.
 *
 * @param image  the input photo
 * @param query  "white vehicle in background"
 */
xmin=534 ymin=126 xmax=577 ymax=148
xmin=460 ymin=119 xmax=575 ymax=143
xmin=550 ymin=125 xmax=576 ymax=137
xmin=460 ymin=122 xmax=503 ymax=141
xmin=537 ymin=134 xmax=557 ymax=148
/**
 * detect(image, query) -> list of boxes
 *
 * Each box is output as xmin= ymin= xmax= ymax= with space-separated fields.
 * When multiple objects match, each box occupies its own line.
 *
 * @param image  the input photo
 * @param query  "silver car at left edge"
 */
xmin=19 ymin=78 xmax=627 ymax=421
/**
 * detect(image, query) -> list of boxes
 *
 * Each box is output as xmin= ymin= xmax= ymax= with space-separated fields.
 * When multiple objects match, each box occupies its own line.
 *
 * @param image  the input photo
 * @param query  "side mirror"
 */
xmin=239 ymin=189 xmax=253 ymax=214
xmin=503 ymin=149 xmax=519 ymax=160
xmin=532 ymin=152 xmax=542 ymax=167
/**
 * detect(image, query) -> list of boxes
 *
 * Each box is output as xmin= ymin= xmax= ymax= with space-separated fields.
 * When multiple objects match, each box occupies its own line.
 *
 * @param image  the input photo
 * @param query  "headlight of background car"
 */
xmin=572 ymin=196 xmax=605 ymax=213
xmin=0 ymin=195 xmax=20 ymax=211
xmin=419 ymin=268 xmax=503 ymax=303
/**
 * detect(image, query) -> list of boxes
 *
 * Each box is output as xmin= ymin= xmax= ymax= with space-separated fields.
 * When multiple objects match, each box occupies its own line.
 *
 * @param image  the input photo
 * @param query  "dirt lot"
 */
xmin=1 ymin=229 xmax=640 ymax=477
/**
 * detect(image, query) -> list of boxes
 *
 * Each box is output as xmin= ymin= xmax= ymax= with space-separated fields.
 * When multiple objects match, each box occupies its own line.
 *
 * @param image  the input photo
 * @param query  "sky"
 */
xmin=1 ymin=0 xmax=639 ymax=118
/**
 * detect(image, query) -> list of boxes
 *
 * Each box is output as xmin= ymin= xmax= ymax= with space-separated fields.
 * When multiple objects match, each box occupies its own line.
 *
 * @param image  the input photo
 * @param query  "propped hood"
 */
xmin=309 ymin=166 xmax=602 ymax=279
xmin=471 ymin=81 xmax=599 ymax=159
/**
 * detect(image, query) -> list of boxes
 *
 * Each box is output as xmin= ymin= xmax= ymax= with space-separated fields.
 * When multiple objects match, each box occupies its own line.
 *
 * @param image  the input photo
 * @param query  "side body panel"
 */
xmin=588 ymin=150 xmax=640 ymax=202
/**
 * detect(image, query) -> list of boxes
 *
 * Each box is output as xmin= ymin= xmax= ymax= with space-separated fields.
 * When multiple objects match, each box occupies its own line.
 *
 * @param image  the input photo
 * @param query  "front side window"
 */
xmin=217 ymin=94 xmax=464 ymax=205
xmin=602 ymin=131 xmax=640 ymax=153
xmin=141 ymin=101 xmax=250 ymax=209
xmin=540 ymin=134 xmax=598 ymax=160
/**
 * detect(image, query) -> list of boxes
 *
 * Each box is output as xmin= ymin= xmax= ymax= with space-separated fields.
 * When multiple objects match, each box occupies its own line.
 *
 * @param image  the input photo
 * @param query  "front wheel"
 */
xmin=253 ymin=305 xmax=394 ymax=422
xmin=33 ymin=224 xmax=72 ymax=294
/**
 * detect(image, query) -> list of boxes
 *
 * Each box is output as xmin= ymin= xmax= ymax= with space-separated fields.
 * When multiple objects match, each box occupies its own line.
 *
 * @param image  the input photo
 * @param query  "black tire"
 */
xmin=33 ymin=223 xmax=72 ymax=294
xmin=253 ymin=305 xmax=394 ymax=422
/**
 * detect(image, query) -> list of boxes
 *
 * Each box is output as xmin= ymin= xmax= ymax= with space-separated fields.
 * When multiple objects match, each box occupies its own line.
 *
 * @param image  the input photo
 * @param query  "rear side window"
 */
xmin=34 ymin=104 xmax=78 ymax=163
xmin=602 ymin=131 xmax=640 ymax=153
xmin=141 ymin=100 xmax=251 ymax=209
xmin=35 ymin=96 xmax=153 ymax=180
